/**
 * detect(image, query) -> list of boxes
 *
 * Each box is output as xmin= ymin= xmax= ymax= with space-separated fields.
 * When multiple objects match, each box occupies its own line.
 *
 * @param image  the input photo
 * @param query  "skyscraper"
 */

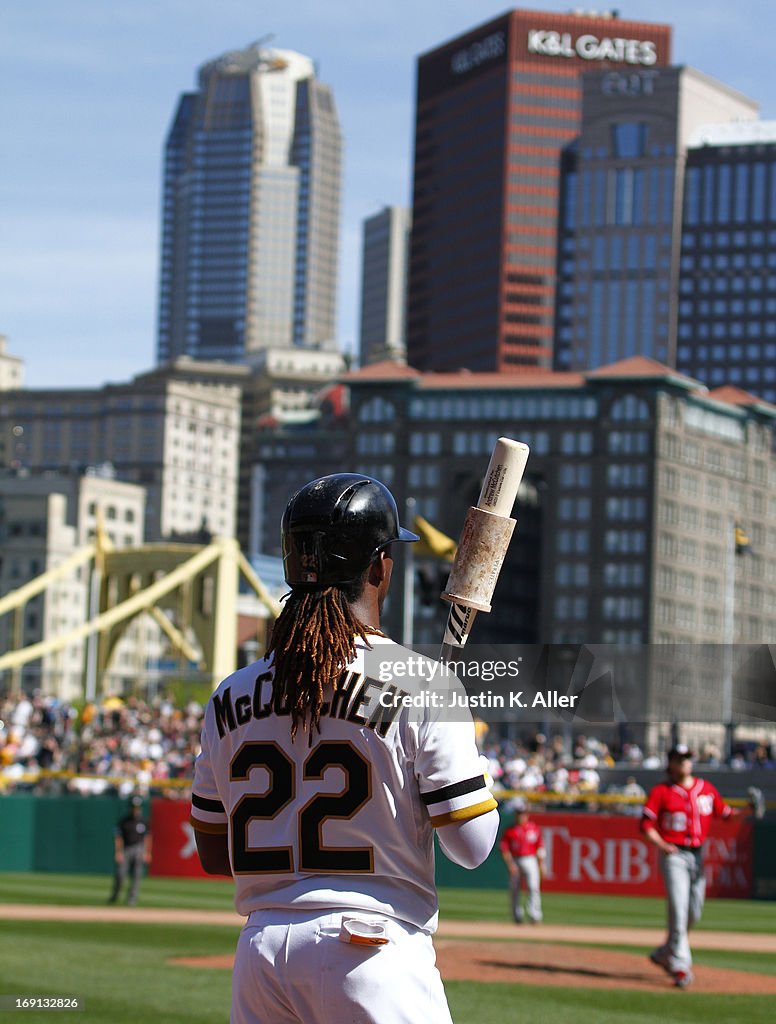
xmin=553 ymin=66 xmax=757 ymax=372
xmin=678 ymin=122 xmax=776 ymax=403
xmin=407 ymin=9 xmax=671 ymax=373
xmin=157 ymin=43 xmax=342 ymax=365
xmin=358 ymin=206 xmax=411 ymax=366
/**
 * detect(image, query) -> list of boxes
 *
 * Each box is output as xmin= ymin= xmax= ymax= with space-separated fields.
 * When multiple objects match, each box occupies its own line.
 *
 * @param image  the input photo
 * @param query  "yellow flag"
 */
xmin=413 ymin=515 xmax=457 ymax=562
xmin=735 ymin=523 xmax=750 ymax=554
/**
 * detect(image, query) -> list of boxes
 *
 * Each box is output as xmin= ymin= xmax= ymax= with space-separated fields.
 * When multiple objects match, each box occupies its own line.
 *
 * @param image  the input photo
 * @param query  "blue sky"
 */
xmin=2 ymin=0 xmax=775 ymax=388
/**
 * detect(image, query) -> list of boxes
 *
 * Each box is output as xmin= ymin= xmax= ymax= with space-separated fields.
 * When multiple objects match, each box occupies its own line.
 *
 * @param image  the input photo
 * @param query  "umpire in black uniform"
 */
xmin=108 ymin=795 xmax=152 ymax=906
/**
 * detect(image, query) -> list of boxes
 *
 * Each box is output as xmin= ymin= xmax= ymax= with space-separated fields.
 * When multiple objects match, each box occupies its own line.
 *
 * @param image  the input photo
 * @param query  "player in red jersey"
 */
xmin=499 ymin=798 xmax=545 ymax=923
xmin=641 ymin=745 xmax=732 ymax=988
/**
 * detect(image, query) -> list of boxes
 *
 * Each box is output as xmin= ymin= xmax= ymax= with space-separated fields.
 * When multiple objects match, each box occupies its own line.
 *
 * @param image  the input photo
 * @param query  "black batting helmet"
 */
xmin=281 ymin=474 xmax=419 ymax=587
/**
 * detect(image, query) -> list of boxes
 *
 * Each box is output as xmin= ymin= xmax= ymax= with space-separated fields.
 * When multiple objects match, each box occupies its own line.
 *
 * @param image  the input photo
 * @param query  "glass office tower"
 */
xmin=157 ymin=44 xmax=342 ymax=364
xmin=554 ymin=65 xmax=757 ymax=372
xmin=407 ymin=10 xmax=671 ymax=373
xmin=678 ymin=123 xmax=776 ymax=402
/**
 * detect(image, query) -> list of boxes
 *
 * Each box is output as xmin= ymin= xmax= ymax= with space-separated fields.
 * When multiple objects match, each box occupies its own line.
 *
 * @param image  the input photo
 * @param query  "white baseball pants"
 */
xmin=510 ymin=855 xmax=542 ymax=923
xmin=231 ymin=908 xmax=454 ymax=1024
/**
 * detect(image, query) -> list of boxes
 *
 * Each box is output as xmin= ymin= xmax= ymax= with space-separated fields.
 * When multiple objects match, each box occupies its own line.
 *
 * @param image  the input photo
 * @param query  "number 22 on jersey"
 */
xmin=230 ymin=740 xmax=375 ymax=875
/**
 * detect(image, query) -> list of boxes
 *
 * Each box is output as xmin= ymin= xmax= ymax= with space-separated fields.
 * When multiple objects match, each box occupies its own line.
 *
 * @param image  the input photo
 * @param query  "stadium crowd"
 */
xmin=0 ymin=693 xmax=773 ymax=798
xmin=0 ymin=692 xmax=203 ymax=797
xmin=481 ymin=732 xmax=775 ymax=799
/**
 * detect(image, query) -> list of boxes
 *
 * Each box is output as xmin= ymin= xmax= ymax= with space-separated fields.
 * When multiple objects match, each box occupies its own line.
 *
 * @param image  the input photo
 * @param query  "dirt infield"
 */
xmin=1 ymin=904 xmax=774 ymax=955
xmin=169 ymin=942 xmax=776 ymax=994
xmin=2 ymin=903 xmax=775 ymax=993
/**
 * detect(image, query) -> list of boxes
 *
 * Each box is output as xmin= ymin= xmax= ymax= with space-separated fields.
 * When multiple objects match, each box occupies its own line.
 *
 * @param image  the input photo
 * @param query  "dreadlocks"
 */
xmin=267 ymin=571 xmax=374 ymax=741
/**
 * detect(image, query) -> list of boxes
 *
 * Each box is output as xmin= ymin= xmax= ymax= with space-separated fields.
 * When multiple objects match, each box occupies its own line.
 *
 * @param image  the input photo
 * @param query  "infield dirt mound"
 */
xmin=170 ymin=941 xmax=776 ymax=994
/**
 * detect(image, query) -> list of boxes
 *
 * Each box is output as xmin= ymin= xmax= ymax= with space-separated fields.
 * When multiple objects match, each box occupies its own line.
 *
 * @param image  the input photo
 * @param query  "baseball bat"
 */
xmin=440 ymin=438 xmax=530 ymax=660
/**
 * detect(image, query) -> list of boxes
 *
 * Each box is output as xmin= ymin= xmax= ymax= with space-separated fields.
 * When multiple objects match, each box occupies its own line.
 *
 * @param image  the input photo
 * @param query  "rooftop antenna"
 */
xmin=249 ymin=33 xmax=276 ymax=52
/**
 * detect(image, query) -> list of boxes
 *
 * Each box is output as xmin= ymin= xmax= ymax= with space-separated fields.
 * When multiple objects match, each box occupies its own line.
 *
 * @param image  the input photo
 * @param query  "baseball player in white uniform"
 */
xmin=190 ymin=475 xmax=500 ymax=1023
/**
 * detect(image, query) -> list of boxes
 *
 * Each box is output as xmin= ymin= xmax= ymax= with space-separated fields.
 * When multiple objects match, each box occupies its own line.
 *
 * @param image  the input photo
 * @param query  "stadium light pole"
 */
xmin=722 ymin=517 xmax=735 ymax=761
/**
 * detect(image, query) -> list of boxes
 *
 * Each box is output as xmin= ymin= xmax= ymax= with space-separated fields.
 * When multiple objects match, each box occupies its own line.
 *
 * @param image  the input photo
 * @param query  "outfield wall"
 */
xmin=435 ymin=812 xmax=753 ymax=898
xmin=0 ymin=795 xmax=143 ymax=874
xmin=0 ymin=796 xmax=772 ymax=899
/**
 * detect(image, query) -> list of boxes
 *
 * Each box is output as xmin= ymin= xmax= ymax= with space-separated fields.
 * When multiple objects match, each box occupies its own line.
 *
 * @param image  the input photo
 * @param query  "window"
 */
xmin=611 ymin=122 xmax=647 ymax=158
xmin=606 ymin=496 xmax=646 ymax=520
xmin=559 ymin=431 xmax=593 ymax=455
xmin=358 ymin=397 xmax=396 ymax=423
xmin=415 ymin=496 xmax=439 ymax=521
xmin=604 ymin=529 xmax=646 ymax=554
xmin=602 ymin=596 xmax=643 ymax=620
xmin=559 ymin=463 xmax=592 ymax=487
xmin=717 ymin=164 xmax=731 ymax=223
xmin=684 ymin=167 xmax=700 ymax=225
xmin=604 ymin=563 xmax=644 ymax=587
xmin=610 ymin=395 xmax=649 ymax=422
xmin=734 ymin=164 xmax=749 ymax=223
xmin=559 ymin=497 xmax=591 ymax=521
xmin=408 ymin=464 xmax=440 ymax=488
xmin=606 ymin=464 xmax=651 ymax=487
xmin=409 ymin=432 xmax=441 ymax=456
xmin=356 ymin=433 xmax=395 ymax=456
xmin=607 ymin=431 xmax=649 ymax=454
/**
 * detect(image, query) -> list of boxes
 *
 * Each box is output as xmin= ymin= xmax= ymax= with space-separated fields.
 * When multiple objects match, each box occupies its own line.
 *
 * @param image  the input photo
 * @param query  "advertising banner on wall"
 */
xmin=537 ymin=812 xmax=753 ymax=897
xmin=148 ymin=798 xmax=753 ymax=897
xmin=149 ymin=799 xmax=211 ymax=879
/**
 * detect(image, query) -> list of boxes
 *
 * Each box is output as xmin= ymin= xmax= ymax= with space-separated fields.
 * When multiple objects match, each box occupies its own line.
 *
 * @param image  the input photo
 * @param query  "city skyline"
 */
xmin=3 ymin=0 xmax=776 ymax=389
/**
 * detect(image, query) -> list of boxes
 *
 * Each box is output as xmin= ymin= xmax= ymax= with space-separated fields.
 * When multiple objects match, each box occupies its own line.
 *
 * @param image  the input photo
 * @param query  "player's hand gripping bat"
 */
xmin=440 ymin=437 xmax=530 ymax=660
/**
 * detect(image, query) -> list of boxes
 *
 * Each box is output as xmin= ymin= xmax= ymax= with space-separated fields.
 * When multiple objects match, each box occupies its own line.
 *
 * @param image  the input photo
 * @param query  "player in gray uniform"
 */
xmin=190 ymin=475 xmax=500 ymax=1024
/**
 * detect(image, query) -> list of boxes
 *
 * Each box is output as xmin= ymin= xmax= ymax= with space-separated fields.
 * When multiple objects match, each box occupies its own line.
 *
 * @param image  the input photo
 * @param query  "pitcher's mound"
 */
xmin=434 ymin=940 xmax=776 ymax=993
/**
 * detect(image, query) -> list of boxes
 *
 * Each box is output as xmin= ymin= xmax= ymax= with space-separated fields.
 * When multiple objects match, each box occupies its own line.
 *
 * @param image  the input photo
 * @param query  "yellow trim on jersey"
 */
xmin=430 ymin=797 xmax=498 ymax=828
xmin=189 ymin=815 xmax=229 ymax=835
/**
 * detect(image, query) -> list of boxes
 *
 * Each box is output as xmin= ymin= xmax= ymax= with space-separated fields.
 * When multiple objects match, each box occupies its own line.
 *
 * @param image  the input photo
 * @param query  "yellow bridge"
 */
xmin=0 ymin=532 xmax=281 ymax=696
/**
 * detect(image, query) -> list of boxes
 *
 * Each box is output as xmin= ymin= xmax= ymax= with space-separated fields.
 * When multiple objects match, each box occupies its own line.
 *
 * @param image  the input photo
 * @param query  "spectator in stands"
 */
xmin=618 ymin=776 xmax=646 ymax=816
xmin=752 ymin=743 xmax=774 ymax=769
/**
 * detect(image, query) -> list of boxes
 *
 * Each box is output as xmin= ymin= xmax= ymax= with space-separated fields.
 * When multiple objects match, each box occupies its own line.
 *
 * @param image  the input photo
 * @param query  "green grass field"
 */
xmin=0 ymin=873 xmax=774 ymax=1024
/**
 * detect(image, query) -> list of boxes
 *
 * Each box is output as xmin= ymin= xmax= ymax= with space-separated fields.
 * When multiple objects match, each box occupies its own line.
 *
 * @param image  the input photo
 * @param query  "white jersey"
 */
xmin=190 ymin=636 xmax=496 ymax=933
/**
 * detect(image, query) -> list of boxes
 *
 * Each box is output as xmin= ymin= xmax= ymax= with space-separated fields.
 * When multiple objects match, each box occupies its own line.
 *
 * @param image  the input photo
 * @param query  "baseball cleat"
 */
xmin=672 ymin=970 xmax=693 ymax=989
xmin=648 ymin=950 xmax=672 ymax=975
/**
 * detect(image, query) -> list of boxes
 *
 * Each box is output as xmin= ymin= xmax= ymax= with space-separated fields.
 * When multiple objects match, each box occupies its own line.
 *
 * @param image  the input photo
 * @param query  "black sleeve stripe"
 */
xmin=420 ymin=775 xmax=487 ymax=806
xmin=192 ymin=793 xmax=225 ymax=813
